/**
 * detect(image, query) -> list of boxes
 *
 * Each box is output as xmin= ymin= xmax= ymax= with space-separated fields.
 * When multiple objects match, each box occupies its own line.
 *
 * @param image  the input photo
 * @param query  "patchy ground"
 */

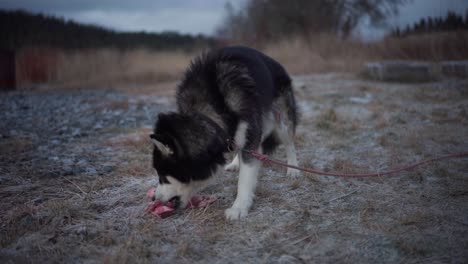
xmin=1 ymin=74 xmax=467 ymax=263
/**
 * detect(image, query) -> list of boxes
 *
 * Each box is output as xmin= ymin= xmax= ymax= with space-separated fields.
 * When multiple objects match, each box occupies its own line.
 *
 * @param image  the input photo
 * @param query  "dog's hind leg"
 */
xmin=274 ymin=90 xmax=300 ymax=177
xmin=276 ymin=122 xmax=299 ymax=177
xmin=224 ymin=120 xmax=249 ymax=172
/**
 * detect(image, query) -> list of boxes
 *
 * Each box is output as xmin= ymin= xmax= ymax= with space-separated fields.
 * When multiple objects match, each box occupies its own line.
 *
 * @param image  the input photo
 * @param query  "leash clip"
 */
xmin=226 ymin=138 xmax=237 ymax=152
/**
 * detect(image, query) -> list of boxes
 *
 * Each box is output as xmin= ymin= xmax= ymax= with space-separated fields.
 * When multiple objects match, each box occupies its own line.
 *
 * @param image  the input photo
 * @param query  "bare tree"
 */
xmin=217 ymin=0 xmax=408 ymax=44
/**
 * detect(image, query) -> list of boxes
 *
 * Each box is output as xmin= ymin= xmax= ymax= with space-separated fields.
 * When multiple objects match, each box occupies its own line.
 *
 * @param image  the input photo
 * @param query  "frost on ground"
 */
xmin=1 ymin=74 xmax=468 ymax=263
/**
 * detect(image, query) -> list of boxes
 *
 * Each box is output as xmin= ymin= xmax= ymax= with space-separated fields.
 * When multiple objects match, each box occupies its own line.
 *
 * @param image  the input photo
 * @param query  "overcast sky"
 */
xmin=0 ymin=0 xmax=467 ymax=37
xmin=0 ymin=0 xmax=241 ymax=35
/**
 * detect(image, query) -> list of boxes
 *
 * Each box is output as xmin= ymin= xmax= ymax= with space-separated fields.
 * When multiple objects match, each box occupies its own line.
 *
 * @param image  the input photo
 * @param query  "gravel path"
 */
xmin=0 ymin=90 xmax=170 ymax=181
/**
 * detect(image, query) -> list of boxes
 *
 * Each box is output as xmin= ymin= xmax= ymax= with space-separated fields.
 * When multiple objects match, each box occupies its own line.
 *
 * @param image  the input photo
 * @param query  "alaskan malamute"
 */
xmin=150 ymin=46 xmax=299 ymax=220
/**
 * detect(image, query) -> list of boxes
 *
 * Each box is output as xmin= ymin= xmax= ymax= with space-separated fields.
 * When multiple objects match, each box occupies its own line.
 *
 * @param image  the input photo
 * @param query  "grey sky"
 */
xmin=0 ymin=0 xmax=467 ymax=37
xmin=0 ymin=0 xmax=241 ymax=35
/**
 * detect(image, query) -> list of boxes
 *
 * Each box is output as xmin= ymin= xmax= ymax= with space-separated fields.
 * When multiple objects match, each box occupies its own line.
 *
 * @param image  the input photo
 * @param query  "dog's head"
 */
xmin=150 ymin=113 xmax=227 ymax=208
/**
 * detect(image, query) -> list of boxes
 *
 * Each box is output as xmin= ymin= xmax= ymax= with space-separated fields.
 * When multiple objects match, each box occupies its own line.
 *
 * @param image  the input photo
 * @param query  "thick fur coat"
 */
xmin=151 ymin=46 xmax=299 ymax=220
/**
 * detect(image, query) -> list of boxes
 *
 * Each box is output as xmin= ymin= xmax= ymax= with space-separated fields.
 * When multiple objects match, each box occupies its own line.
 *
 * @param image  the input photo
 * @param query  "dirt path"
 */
xmin=1 ymin=74 xmax=467 ymax=263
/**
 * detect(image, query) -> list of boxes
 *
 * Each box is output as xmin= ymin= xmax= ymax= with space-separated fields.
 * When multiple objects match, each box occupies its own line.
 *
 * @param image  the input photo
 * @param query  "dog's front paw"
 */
xmin=224 ymin=162 xmax=239 ymax=172
xmin=287 ymin=168 xmax=300 ymax=178
xmin=225 ymin=206 xmax=248 ymax=220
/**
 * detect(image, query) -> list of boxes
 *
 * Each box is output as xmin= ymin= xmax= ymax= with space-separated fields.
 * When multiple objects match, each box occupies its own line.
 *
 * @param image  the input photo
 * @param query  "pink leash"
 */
xmin=234 ymin=143 xmax=468 ymax=177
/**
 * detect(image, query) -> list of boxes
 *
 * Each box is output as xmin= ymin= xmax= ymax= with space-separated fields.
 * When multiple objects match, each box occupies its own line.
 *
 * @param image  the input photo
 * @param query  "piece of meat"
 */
xmin=146 ymin=200 xmax=176 ymax=218
xmin=186 ymin=196 xmax=218 ymax=209
xmin=145 ymin=187 xmax=217 ymax=218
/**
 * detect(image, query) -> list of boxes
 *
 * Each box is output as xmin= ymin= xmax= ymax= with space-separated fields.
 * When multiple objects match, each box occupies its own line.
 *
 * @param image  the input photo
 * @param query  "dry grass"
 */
xmin=263 ymin=31 xmax=468 ymax=75
xmin=18 ymin=48 xmax=194 ymax=89
xmin=15 ymin=31 xmax=468 ymax=90
xmin=372 ymin=31 xmax=468 ymax=61
xmin=331 ymin=158 xmax=362 ymax=174
xmin=105 ymin=129 xmax=154 ymax=177
xmin=0 ymin=137 xmax=33 ymax=157
xmin=57 ymin=49 xmax=192 ymax=88
xmin=105 ymin=129 xmax=151 ymax=153
xmin=315 ymin=108 xmax=338 ymax=130
xmin=263 ymin=34 xmax=370 ymax=74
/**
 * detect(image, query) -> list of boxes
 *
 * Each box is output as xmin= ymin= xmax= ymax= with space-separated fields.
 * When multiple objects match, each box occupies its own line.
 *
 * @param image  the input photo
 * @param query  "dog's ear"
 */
xmin=150 ymin=134 xmax=173 ymax=157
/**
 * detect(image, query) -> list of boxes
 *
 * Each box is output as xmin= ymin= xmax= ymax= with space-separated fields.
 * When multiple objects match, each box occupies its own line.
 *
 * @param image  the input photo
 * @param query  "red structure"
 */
xmin=16 ymin=47 xmax=59 ymax=86
xmin=0 ymin=50 xmax=16 ymax=90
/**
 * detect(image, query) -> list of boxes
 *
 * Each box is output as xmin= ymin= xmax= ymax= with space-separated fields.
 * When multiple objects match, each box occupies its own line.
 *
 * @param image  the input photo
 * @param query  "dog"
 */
xmin=150 ymin=46 xmax=299 ymax=220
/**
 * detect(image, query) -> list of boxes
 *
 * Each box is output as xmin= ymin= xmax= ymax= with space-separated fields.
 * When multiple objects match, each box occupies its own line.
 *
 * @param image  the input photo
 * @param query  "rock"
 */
xmin=362 ymin=60 xmax=436 ymax=82
xmin=49 ymin=156 xmax=59 ymax=161
xmin=62 ymin=166 xmax=75 ymax=176
xmin=86 ymin=167 xmax=97 ymax=176
xmin=335 ymin=105 xmax=373 ymax=121
xmin=349 ymin=93 xmax=372 ymax=104
xmin=38 ymin=145 xmax=48 ymax=151
xmin=362 ymin=60 xmax=468 ymax=82
xmin=72 ymin=128 xmax=81 ymax=137
xmin=103 ymin=165 xmax=114 ymax=173
xmin=278 ymin=255 xmax=301 ymax=264
xmin=32 ymin=197 xmax=44 ymax=205
xmin=77 ymin=159 xmax=88 ymax=165
xmin=441 ymin=61 xmax=468 ymax=78
xmin=62 ymin=158 xmax=74 ymax=166
xmin=93 ymin=123 xmax=103 ymax=130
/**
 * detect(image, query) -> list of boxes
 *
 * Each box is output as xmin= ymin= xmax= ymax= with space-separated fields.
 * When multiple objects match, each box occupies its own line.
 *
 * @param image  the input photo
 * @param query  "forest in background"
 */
xmin=0 ymin=9 xmax=213 ymax=51
xmin=391 ymin=11 xmax=468 ymax=37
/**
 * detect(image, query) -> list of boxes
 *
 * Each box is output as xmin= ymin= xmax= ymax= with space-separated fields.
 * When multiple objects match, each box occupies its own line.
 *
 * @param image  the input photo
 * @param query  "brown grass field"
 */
xmin=14 ymin=31 xmax=468 ymax=89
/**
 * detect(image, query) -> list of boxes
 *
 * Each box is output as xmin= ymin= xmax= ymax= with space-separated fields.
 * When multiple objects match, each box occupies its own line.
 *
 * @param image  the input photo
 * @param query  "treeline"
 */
xmin=391 ymin=10 xmax=468 ymax=37
xmin=0 ymin=9 xmax=214 ymax=51
xmin=216 ymin=0 xmax=405 ymax=45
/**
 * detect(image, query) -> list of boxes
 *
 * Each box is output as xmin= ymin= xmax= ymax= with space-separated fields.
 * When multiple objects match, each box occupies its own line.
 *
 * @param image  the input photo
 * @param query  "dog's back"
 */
xmin=176 ymin=46 xmax=296 ymax=136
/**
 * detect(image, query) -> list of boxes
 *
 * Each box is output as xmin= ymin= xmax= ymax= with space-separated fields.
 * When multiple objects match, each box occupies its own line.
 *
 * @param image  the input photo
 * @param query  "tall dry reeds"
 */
xmin=15 ymin=31 xmax=468 ymax=89
xmin=263 ymin=34 xmax=370 ymax=74
xmin=11 ymin=48 xmax=195 ymax=89
xmin=371 ymin=31 xmax=468 ymax=61
xmin=51 ymin=49 xmax=193 ymax=89
xmin=262 ymin=31 xmax=468 ymax=75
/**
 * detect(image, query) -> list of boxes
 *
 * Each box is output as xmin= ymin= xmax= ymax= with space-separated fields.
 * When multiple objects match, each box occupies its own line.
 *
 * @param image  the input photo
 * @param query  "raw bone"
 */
xmin=145 ymin=187 xmax=217 ymax=218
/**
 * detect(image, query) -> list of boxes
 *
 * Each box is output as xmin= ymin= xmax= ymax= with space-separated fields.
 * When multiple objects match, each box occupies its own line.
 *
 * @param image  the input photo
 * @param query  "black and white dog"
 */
xmin=150 ymin=46 xmax=299 ymax=220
